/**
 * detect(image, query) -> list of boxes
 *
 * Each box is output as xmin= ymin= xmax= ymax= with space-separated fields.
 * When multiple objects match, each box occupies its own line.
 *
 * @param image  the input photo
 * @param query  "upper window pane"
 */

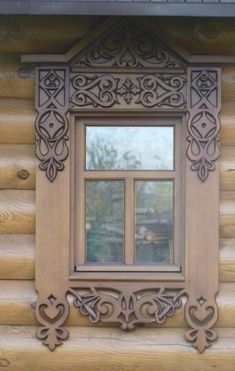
xmin=86 ymin=126 xmax=174 ymax=170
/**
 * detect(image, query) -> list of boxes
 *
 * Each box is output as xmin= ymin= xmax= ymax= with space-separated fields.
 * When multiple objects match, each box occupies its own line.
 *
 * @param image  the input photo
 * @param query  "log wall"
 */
xmin=0 ymin=22 xmax=235 ymax=369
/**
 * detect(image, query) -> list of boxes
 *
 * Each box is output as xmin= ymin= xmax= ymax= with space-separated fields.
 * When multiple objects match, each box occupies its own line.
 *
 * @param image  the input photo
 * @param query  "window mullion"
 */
xmin=124 ymin=177 xmax=135 ymax=265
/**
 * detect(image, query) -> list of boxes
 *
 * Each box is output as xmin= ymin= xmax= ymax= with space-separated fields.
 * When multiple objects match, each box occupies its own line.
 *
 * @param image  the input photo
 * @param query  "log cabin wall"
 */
xmin=0 ymin=15 xmax=235 ymax=370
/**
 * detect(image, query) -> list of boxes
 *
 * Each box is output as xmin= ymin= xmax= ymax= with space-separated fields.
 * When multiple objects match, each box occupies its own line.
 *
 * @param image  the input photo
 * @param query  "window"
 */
xmin=31 ymin=18 xmax=220 ymax=353
xmin=72 ymin=117 xmax=184 ymax=278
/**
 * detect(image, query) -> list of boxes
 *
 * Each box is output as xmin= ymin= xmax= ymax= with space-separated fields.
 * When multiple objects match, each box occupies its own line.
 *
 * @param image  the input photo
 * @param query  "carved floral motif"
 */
xmin=187 ymin=69 xmax=221 ymax=182
xmin=35 ymin=294 xmax=70 ymax=351
xmin=35 ymin=68 xmax=69 ymax=182
xmin=69 ymin=287 xmax=185 ymax=330
xmin=70 ymin=73 xmax=186 ymax=110
xmin=72 ymin=23 xmax=184 ymax=69
xmin=185 ymin=296 xmax=218 ymax=353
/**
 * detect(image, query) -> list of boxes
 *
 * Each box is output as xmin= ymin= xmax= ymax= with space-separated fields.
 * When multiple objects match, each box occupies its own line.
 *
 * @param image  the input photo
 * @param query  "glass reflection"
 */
xmin=86 ymin=180 xmax=124 ymax=264
xmin=86 ymin=126 xmax=173 ymax=170
xmin=135 ymin=181 xmax=173 ymax=264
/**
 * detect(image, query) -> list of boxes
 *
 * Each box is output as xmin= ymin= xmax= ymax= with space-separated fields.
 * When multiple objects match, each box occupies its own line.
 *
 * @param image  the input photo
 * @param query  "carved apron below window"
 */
xmin=23 ymin=18 xmax=220 ymax=353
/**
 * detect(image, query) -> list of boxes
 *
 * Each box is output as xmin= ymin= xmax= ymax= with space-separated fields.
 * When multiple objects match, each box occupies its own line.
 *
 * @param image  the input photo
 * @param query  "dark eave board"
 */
xmin=1 ymin=0 xmax=235 ymax=17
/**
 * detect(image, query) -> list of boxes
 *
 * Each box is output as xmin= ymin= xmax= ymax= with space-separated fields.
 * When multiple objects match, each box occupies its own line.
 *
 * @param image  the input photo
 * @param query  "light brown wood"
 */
xmin=0 ymin=236 xmax=232 ymax=281
xmin=220 ymin=192 xmax=235 ymax=238
xmin=0 ymin=145 xmax=35 ymax=189
xmin=1 ymin=280 xmax=235 ymax=328
xmin=0 ymin=17 xmax=103 ymax=54
xmin=221 ymin=101 xmax=235 ymax=146
xmin=0 ymin=190 xmax=35 ymax=234
xmin=0 ymin=99 xmax=34 ymax=144
xmin=0 ymin=235 xmax=34 ymax=280
xmin=1 ymin=326 xmax=235 ymax=371
xmin=222 ymin=66 xmax=235 ymax=101
xmin=0 ymin=143 xmax=234 ymax=191
xmin=220 ymin=238 xmax=235 ymax=282
xmin=221 ymin=146 xmax=235 ymax=191
xmin=0 ymin=56 xmax=34 ymax=99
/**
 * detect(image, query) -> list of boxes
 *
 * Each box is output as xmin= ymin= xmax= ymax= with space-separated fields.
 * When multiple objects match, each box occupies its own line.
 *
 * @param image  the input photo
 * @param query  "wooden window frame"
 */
xmin=72 ymin=116 xmax=184 ymax=278
xmin=26 ymin=18 xmax=221 ymax=353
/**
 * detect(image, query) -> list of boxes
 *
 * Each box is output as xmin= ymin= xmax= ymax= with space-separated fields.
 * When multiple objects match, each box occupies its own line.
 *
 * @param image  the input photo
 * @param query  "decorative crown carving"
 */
xmin=72 ymin=22 xmax=186 ymax=70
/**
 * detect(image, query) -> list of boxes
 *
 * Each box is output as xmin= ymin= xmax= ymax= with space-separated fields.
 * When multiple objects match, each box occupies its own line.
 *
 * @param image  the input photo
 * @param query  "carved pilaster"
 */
xmin=35 ymin=67 xmax=70 ymax=182
xmin=187 ymin=68 xmax=221 ymax=182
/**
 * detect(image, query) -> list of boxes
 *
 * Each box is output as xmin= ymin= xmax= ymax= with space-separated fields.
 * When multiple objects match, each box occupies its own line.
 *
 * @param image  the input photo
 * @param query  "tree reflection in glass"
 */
xmin=86 ymin=126 xmax=173 ymax=170
xmin=135 ymin=181 xmax=174 ymax=264
xmin=86 ymin=181 xmax=124 ymax=264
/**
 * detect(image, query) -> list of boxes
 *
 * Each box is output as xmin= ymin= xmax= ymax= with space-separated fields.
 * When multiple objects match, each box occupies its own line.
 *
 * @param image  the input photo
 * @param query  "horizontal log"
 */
xmin=0 ymin=99 xmax=34 ymax=144
xmin=220 ymin=238 xmax=235 ymax=282
xmin=0 ymin=143 xmax=233 ymax=190
xmin=221 ymin=147 xmax=235 ymax=191
xmin=221 ymin=101 xmax=235 ymax=146
xmin=0 ymin=17 xmax=102 ymax=54
xmin=0 ymin=236 xmax=233 ymax=282
xmin=2 ymin=326 xmax=235 ymax=371
xmin=0 ymin=235 xmax=34 ymax=280
xmin=222 ymin=66 xmax=235 ymax=101
xmin=0 ymin=55 xmax=34 ymax=99
xmin=0 ymin=190 xmax=233 ymax=237
xmin=0 ymin=145 xmax=35 ymax=189
xmin=220 ymin=191 xmax=235 ymax=238
xmin=0 ymin=280 xmax=235 ymax=328
xmin=0 ymin=190 xmax=35 ymax=234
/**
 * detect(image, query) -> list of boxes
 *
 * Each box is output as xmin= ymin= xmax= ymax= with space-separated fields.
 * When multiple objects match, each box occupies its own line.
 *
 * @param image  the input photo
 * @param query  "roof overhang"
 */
xmin=2 ymin=1 xmax=235 ymax=17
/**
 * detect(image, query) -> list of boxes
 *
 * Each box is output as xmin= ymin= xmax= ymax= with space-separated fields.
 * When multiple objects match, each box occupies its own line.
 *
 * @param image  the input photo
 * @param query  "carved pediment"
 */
xmin=71 ymin=20 xmax=186 ymax=69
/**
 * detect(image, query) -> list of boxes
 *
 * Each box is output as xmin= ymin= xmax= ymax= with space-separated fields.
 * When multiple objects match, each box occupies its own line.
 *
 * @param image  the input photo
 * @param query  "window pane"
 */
xmin=135 ymin=181 xmax=174 ymax=264
xmin=86 ymin=180 xmax=124 ymax=264
xmin=86 ymin=126 xmax=173 ymax=170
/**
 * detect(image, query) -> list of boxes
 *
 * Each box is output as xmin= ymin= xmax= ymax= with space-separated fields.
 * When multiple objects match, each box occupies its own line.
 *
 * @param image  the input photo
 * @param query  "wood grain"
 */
xmin=0 ymin=280 xmax=235 ymax=328
xmin=0 ymin=143 xmax=234 ymax=191
xmin=0 ymin=145 xmax=35 ymax=189
xmin=0 ymin=99 xmax=34 ymax=144
xmin=221 ymin=101 xmax=235 ymax=146
xmin=221 ymin=147 xmax=235 ymax=191
xmin=0 ymin=235 xmax=34 ymax=279
xmin=222 ymin=66 xmax=235 ymax=101
xmin=0 ymin=55 xmax=34 ymax=99
xmin=0 ymin=190 xmax=35 ymax=234
xmin=2 ymin=326 xmax=235 ymax=371
xmin=0 ymin=236 xmax=233 ymax=281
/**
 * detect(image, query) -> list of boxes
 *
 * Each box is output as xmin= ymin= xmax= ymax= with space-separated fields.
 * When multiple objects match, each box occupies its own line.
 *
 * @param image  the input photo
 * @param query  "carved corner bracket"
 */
xmin=35 ymin=292 xmax=70 ymax=351
xmin=185 ymin=294 xmax=218 ymax=353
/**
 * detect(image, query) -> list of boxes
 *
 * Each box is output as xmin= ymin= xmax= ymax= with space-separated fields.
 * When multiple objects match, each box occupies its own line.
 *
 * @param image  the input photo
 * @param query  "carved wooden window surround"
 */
xmin=23 ymin=18 xmax=221 ymax=353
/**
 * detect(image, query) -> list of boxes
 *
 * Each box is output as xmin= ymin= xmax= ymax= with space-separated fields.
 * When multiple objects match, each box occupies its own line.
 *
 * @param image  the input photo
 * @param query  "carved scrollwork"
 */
xmin=185 ymin=296 xmax=218 ymax=353
xmin=70 ymin=73 xmax=186 ymax=110
xmin=35 ymin=294 xmax=70 ymax=351
xmin=35 ymin=67 xmax=69 ymax=182
xmin=72 ymin=23 xmax=184 ymax=69
xmin=187 ymin=69 xmax=221 ymax=182
xmin=69 ymin=287 xmax=185 ymax=330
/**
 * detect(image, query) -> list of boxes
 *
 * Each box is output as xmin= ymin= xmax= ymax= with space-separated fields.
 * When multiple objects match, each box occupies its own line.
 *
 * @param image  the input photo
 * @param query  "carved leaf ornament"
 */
xmin=33 ymin=19 xmax=221 ymax=353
